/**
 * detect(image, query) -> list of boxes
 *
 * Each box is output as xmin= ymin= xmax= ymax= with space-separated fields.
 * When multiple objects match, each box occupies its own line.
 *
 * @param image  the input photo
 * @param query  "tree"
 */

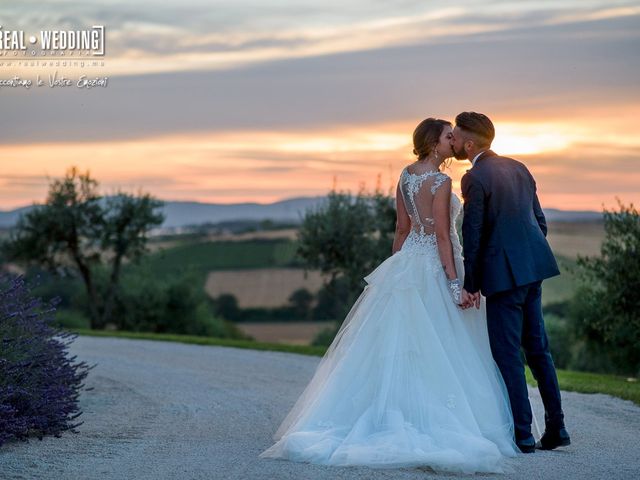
xmin=288 ymin=288 xmax=314 ymax=320
xmin=311 ymin=276 xmax=351 ymax=321
xmin=297 ymin=185 xmax=396 ymax=322
xmin=568 ymin=201 xmax=640 ymax=375
xmin=2 ymin=167 xmax=165 ymax=329
xmin=212 ymin=293 xmax=241 ymax=321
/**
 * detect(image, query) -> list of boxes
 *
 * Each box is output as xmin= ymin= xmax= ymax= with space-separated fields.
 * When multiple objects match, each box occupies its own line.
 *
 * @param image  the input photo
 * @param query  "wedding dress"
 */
xmin=259 ymin=167 xmax=519 ymax=473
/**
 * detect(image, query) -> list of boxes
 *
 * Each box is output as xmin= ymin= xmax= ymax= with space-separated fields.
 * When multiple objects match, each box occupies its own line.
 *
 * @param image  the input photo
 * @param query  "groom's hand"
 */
xmin=460 ymin=289 xmax=473 ymax=309
xmin=471 ymin=291 xmax=481 ymax=309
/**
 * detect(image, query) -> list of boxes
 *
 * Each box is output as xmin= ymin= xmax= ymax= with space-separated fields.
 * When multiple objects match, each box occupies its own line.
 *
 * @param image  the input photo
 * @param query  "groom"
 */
xmin=450 ymin=112 xmax=570 ymax=454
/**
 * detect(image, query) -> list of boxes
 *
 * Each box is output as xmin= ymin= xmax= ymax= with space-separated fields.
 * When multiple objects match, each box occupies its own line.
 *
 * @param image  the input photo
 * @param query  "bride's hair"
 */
xmin=412 ymin=118 xmax=452 ymax=161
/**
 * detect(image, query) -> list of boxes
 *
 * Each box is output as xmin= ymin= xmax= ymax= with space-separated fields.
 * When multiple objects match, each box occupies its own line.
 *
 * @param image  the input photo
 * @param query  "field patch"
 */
xmin=205 ymin=268 xmax=328 ymax=307
xmin=235 ymin=321 xmax=334 ymax=345
xmin=547 ymin=221 xmax=604 ymax=258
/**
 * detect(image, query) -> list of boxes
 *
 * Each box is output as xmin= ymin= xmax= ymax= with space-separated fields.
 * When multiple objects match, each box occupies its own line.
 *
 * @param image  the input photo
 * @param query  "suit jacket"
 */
xmin=461 ymin=150 xmax=560 ymax=297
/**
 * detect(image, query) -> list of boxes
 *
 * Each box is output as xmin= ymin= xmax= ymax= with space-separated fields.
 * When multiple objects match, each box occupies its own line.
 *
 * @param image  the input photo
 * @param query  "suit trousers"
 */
xmin=486 ymin=280 xmax=565 ymax=441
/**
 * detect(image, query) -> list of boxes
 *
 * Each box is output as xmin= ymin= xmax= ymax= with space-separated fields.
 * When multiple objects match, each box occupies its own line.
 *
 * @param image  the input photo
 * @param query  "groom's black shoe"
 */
xmin=536 ymin=428 xmax=571 ymax=450
xmin=516 ymin=436 xmax=536 ymax=454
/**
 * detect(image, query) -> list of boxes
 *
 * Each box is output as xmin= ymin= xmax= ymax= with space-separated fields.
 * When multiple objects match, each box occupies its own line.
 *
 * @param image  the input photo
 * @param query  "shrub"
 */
xmin=566 ymin=201 xmax=640 ymax=375
xmin=108 ymin=271 xmax=247 ymax=339
xmin=211 ymin=294 xmax=242 ymax=322
xmin=311 ymin=323 xmax=341 ymax=347
xmin=210 ymin=292 xmax=324 ymax=323
xmin=311 ymin=276 xmax=351 ymax=321
xmin=55 ymin=310 xmax=91 ymax=330
xmin=0 ymin=275 xmax=91 ymax=447
xmin=288 ymin=288 xmax=314 ymax=320
xmin=543 ymin=314 xmax=571 ymax=369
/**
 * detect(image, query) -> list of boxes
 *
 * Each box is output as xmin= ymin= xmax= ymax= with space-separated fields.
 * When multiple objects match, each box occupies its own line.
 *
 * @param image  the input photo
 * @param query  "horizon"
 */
xmin=1 ymin=1 xmax=638 ymax=211
xmin=0 ymin=193 xmax=607 ymax=215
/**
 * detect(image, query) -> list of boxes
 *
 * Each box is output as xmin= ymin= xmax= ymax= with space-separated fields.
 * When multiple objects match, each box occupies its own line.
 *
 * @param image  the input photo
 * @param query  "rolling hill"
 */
xmin=0 ymin=197 xmax=602 ymax=229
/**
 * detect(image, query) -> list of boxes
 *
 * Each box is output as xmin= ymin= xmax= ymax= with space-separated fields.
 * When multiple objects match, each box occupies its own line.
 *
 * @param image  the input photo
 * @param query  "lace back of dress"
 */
xmin=400 ymin=169 xmax=449 ymax=238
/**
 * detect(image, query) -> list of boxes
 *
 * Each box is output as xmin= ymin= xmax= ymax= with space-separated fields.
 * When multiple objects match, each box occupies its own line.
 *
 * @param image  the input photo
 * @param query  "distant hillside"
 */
xmin=160 ymin=197 xmax=326 ymax=228
xmin=0 ymin=197 xmax=601 ymax=229
xmin=0 ymin=206 xmax=35 ymax=228
xmin=544 ymin=209 xmax=602 ymax=223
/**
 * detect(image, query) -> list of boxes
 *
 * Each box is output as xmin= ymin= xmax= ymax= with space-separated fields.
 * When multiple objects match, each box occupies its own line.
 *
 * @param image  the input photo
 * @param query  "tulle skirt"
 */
xmin=259 ymin=248 xmax=519 ymax=473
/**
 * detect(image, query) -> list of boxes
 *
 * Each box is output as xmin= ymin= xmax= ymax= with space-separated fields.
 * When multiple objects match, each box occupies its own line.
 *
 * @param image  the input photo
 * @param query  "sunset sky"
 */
xmin=1 ymin=0 xmax=639 ymax=211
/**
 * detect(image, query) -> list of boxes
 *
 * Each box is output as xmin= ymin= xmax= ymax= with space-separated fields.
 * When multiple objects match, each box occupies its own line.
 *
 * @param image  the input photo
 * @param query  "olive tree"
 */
xmin=568 ymin=201 xmax=640 ymax=375
xmin=2 ymin=167 xmax=165 ymax=329
xmin=297 ymin=186 xmax=396 ymax=321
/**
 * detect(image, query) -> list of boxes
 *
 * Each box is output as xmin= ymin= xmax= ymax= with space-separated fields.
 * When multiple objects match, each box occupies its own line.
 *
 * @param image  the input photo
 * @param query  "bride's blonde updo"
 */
xmin=412 ymin=118 xmax=452 ymax=161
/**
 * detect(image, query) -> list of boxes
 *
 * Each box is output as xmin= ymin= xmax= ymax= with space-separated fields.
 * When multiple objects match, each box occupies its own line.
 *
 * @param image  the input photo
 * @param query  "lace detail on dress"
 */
xmin=402 ymin=169 xmax=449 ymax=195
xmin=400 ymin=230 xmax=441 ymax=272
xmin=450 ymin=193 xmax=464 ymax=262
xmin=400 ymin=167 xmax=449 ymax=233
xmin=430 ymin=172 xmax=450 ymax=194
xmin=398 ymin=167 xmax=462 ymax=273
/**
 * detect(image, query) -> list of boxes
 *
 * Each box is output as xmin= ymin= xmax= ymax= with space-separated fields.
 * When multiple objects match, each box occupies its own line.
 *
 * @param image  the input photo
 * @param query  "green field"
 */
xmin=129 ymin=221 xmax=596 ymax=311
xmin=541 ymin=220 xmax=603 ymax=305
xmin=129 ymin=238 xmax=301 ymax=281
xmin=542 ymin=255 xmax=578 ymax=305
xmin=137 ymin=232 xmax=585 ymax=307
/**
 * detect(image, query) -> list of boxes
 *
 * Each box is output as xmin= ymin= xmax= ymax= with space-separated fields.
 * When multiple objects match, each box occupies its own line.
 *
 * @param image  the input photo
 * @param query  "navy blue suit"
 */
xmin=461 ymin=150 xmax=565 ymax=442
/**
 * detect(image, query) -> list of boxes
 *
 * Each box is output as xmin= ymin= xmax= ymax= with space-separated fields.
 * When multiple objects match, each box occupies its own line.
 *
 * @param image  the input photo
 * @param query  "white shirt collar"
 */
xmin=472 ymin=150 xmax=487 ymax=167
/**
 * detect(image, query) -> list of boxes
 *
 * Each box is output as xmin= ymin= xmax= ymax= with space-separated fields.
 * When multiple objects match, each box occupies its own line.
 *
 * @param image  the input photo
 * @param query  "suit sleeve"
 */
xmin=532 ymin=187 xmax=548 ymax=237
xmin=461 ymin=172 xmax=485 ymax=294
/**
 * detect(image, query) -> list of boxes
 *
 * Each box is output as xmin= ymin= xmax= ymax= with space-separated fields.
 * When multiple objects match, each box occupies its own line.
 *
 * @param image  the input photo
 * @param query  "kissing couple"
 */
xmin=260 ymin=112 xmax=571 ymax=474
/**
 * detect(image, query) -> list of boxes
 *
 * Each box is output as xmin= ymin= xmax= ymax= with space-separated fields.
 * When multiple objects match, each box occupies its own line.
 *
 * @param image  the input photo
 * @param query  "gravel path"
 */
xmin=1 ymin=336 xmax=638 ymax=480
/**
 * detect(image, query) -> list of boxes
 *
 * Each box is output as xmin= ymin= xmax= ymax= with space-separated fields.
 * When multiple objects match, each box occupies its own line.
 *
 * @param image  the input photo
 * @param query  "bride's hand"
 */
xmin=459 ymin=288 xmax=474 ymax=309
xmin=447 ymin=278 xmax=462 ymax=306
xmin=471 ymin=291 xmax=481 ymax=309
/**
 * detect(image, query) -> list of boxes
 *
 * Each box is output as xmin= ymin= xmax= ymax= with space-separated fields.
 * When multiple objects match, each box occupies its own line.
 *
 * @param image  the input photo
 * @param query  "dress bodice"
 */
xmin=398 ymin=167 xmax=463 ymax=266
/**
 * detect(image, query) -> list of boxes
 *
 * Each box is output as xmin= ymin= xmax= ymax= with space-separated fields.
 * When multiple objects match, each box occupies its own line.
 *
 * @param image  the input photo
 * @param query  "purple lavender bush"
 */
xmin=0 ymin=274 xmax=92 ymax=447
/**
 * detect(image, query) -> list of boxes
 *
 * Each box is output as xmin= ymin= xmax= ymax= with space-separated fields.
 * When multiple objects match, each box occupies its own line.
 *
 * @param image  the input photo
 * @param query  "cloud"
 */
xmin=514 ymin=145 xmax=640 ymax=212
xmin=0 ymin=174 xmax=50 ymax=188
xmin=0 ymin=13 xmax=638 ymax=145
xmin=3 ymin=1 xmax=639 ymax=76
xmin=1 ymin=1 xmax=638 ymax=210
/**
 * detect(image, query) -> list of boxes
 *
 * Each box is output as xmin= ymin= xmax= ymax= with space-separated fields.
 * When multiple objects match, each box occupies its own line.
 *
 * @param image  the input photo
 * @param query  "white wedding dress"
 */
xmin=259 ymin=167 xmax=519 ymax=473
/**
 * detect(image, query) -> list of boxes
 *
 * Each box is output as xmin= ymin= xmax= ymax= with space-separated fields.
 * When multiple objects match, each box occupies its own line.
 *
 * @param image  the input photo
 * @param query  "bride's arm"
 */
xmin=392 ymin=182 xmax=411 ymax=254
xmin=432 ymin=178 xmax=458 ymax=282
xmin=434 ymin=179 xmax=465 ymax=305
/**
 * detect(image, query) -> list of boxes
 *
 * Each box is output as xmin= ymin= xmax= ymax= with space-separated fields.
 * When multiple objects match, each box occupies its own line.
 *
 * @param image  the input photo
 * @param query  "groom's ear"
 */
xmin=464 ymin=139 xmax=474 ymax=152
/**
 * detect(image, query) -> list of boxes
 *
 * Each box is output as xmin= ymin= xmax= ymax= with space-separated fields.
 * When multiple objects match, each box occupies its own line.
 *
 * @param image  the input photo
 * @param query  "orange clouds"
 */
xmin=1 ymin=115 xmax=638 ymax=211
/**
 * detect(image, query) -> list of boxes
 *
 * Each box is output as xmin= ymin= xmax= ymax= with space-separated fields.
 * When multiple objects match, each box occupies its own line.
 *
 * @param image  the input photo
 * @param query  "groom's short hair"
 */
xmin=455 ymin=112 xmax=495 ymax=148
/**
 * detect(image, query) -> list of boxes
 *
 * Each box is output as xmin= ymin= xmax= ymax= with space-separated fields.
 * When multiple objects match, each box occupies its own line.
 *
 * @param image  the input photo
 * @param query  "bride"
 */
xmin=259 ymin=118 xmax=519 ymax=473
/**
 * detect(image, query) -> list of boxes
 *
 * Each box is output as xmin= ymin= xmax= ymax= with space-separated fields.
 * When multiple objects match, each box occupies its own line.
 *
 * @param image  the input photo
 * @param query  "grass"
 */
xmin=73 ymin=328 xmax=640 ymax=406
xmin=525 ymin=368 xmax=639 ymax=406
xmin=72 ymin=328 xmax=327 ymax=356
